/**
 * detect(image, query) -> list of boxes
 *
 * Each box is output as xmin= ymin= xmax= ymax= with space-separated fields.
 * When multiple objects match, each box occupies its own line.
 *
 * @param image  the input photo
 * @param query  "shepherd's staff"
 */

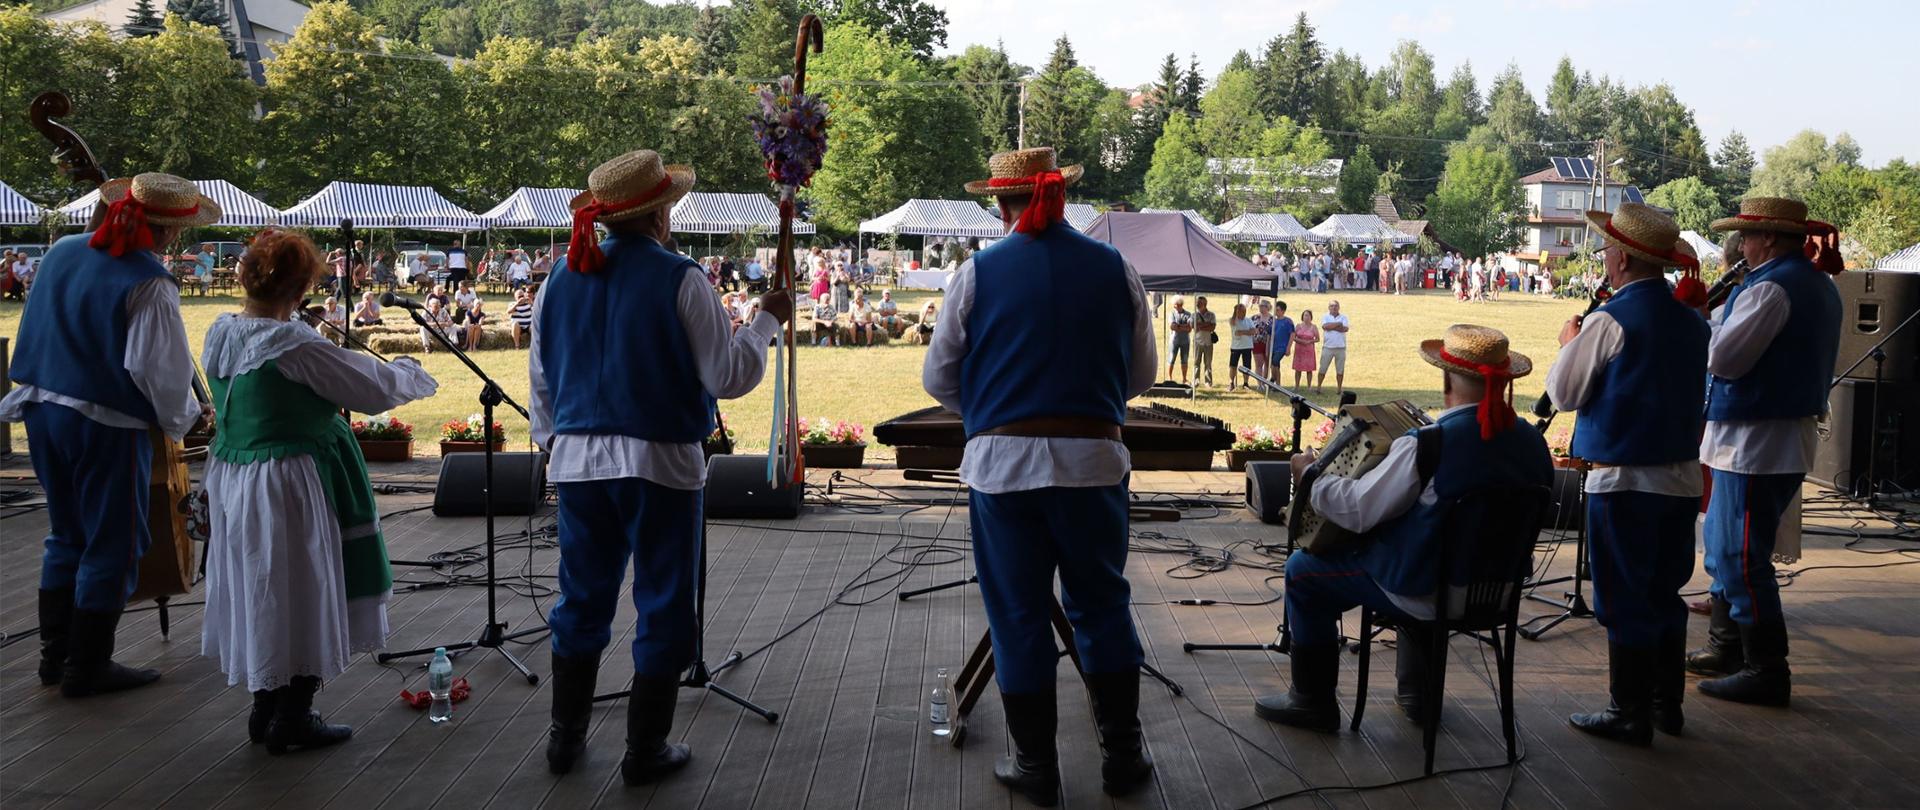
xmin=758 ymin=14 xmax=827 ymax=488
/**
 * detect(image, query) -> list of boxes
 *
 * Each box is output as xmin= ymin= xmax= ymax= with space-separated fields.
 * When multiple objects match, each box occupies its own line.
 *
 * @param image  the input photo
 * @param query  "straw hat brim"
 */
xmin=1585 ymin=210 xmax=1686 ymax=266
xmin=964 ymin=164 xmax=1084 ymax=196
xmin=98 ymin=177 xmax=222 ymax=227
xmin=568 ymin=165 xmax=696 ymax=223
xmin=1418 ymin=339 xmax=1533 ymax=380
xmin=1708 ymin=214 xmax=1807 ymax=235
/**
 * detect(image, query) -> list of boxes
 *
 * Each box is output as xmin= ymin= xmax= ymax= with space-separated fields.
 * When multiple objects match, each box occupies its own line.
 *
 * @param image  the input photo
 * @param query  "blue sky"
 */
xmin=932 ymin=0 xmax=1913 ymax=166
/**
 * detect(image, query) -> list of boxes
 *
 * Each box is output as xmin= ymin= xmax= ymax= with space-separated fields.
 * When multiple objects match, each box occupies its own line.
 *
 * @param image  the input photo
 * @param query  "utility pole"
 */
xmin=1016 ymin=80 xmax=1028 ymax=149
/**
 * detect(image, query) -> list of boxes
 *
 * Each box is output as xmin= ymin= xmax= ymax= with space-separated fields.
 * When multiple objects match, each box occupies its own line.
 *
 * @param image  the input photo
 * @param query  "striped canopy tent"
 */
xmin=671 ymin=192 xmax=815 ymax=235
xmin=479 ymin=187 xmax=580 ymax=230
xmin=858 ymin=199 xmax=1005 ymax=239
xmin=1309 ymin=213 xmax=1416 ymax=247
xmin=55 ymin=179 xmax=282 ymax=228
xmin=1064 ymin=203 xmax=1101 ymax=232
xmin=1141 ymin=208 xmax=1225 ymax=237
xmin=1215 ymin=212 xmax=1313 ymax=244
xmin=0 ymin=181 xmax=46 ymax=226
xmin=1880 ymin=242 xmax=1920 ymax=271
xmin=280 ymin=181 xmax=481 ymax=231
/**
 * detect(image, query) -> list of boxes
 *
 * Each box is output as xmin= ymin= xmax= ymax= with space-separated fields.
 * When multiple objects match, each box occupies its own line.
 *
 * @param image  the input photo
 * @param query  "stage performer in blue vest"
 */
xmin=1 ymin=172 xmax=215 ymax=698
xmin=922 ymin=146 xmax=1159 ymax=806
xmin=1256 ymin=325 xmax=1552 ymax=732
xmin=1546 ymin=203 xmax=1710 ymax=745
xmin=530 ymin=149 xmax=793 ymax=783
xmin=1686 ymin=197 xmax=1843 ymax=707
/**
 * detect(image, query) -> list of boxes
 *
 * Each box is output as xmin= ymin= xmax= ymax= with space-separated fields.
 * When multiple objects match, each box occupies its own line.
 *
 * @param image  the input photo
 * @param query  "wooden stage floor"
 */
xmin=3 ymin=469 xmax=1919 ymax=809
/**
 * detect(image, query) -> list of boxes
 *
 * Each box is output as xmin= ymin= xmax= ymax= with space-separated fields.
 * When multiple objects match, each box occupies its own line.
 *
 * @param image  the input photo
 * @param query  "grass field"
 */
xmin=0 ymin=286 xmax=1584 ymax=460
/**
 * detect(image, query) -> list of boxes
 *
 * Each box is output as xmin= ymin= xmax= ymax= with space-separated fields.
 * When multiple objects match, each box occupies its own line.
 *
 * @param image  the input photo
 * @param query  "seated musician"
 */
xmin=1256 ymin=324 xmax=1552 ymax=732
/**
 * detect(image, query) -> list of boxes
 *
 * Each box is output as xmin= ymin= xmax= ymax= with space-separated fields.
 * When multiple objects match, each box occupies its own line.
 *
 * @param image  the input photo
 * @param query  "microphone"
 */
xmin=381 ymin=292 xmax=426 ymax=311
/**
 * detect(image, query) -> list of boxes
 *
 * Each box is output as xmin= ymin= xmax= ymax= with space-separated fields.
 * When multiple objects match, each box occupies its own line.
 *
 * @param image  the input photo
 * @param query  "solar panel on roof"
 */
xmin=1623 ymin=186 xmax=1644 ymax=204
xmin=1550 ymin=157 xmax=1571 ymax=178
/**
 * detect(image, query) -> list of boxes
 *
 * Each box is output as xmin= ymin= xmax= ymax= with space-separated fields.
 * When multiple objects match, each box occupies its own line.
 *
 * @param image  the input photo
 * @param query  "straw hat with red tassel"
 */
xmin=1710 ymin=196 xmax=1845 ymax=276
xmin=1584 ymin=202 xmax=1704 ymax=307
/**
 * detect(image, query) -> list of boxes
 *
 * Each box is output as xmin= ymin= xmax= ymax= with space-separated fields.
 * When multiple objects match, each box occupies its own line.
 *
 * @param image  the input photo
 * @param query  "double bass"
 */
xmin=29 ymin=91 xmax=207 ymax=637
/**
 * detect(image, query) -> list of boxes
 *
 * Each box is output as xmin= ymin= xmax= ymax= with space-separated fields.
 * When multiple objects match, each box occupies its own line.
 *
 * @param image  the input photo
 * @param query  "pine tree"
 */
xmin=1180 ymin=53 xmax=1204 ymax=114
xmin=125 ymin=0 xmax=162 ymax=37
xmin=1154 ymin=52 xmax=1184 ymax=112
xmin=167 ymin=0 xmax=234 ymax=53
xmin=1269 ymin=12 xmax=1324 ymax=123
xmin=1224 ymin=50 xmax=1254 ymax=75
xmin=1712 ymin=130 xmax=1757 ymax=207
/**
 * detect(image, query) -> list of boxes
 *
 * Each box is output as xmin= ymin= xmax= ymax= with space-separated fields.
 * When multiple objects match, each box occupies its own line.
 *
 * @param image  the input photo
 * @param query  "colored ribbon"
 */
xmin=88 ymin=190 xmax=198 ymax=257
xmin=988 ymin=170 xmax=1066 ymax=235
xmin=1439 ymin=348 xmax=1516 ymax=441
xmin=566 ymin=176 xmax=674 ymax=274
xmin=399 ymin=676 xmax=472 ymax=709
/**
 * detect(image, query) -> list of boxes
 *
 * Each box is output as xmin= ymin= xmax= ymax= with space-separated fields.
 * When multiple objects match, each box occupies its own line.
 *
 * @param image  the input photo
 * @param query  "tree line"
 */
xmin=1 ymin=2 xmax=1913 ymax=260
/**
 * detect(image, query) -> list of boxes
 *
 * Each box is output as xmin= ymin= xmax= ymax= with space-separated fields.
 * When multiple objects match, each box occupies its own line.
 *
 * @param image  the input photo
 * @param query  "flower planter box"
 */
xmin=440 ymin=440 xmax=505 ymax=455
xmin=1551 ymin=455 xmax=1590 ymax=471
xmin=802 ymin=443 xmax=866 ymax=469
xmin=357 ymin=439 xmax=414 ymax=463
xmin=1226 ymin=448 xmax=1295 ymax=471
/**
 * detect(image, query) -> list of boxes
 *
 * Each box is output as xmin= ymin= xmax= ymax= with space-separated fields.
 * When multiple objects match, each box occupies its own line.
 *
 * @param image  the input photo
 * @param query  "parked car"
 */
xmin=395 ymin=249 xmax=447 ymax=286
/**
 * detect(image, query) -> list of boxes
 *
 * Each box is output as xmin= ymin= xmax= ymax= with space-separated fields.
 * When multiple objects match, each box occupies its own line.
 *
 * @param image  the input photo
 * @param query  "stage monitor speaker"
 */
xmin=433 ymin=451 xmax=548 ymax=517
xmin=705 ymin=454 xmax=803 ymax=520
xmin=1834 ymin=269 xmax=1919 ymax=382
xmin=1811 ymin=378 xmax=1917 ymax=497
xmin=1243 ymin=461 xmax=1291 ymax=525
xmin=1547 ymin=467 xmax=1584 ymax=530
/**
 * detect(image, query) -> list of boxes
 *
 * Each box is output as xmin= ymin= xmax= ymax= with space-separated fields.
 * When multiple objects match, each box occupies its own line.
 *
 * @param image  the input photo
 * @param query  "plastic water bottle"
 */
xmin=929 ymin=667 xmax=951 ymax=738
xmin=428 ymin=647 xmax=454 ymax=724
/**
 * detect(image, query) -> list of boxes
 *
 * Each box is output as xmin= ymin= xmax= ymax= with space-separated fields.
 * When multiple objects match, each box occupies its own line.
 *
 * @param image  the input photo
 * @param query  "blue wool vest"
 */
xmin=1570 ymin=279 xmax=1709 ymax=465
xmin=959 ymin=223 xmax=1133 ymax=437
xmin=539 ymin=236 xmax=714 ymax=442
xmin=8 ymin=233 xmax=171 ymax=423
xmin=1359 ymin=408 xmax=1553 ymax=598
xmin=1704 ymin=254 xmax=1841 ymax=422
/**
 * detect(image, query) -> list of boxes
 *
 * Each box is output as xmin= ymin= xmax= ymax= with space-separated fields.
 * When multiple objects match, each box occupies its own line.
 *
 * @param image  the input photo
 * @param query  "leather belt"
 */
xmin=977 ymin=417 xmax=1123 ymax=441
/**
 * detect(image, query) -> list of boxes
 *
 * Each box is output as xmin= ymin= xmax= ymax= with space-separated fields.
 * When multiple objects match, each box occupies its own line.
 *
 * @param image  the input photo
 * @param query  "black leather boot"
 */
xmin=993 ymin=690 xmax=1060 ymax=807
xmin=621 ymin=676 xmax=690 ymax=786
xmin=1083 ymin=671 xmax=1153 ymax=796
xmin=37 ymin=588 xmax=73 ymax=686
xmin=1652 ymin=628 xmax=1685 ymax=736
xmin=1699 ymin=619 xmax=1791 ymax=707
xmin=60 ymin=606 xmax=160 ymax=698
xmin=1254 ymin=643 xmax=1341 ymax=732
xmin=264 ymin=676 xmax=353 ymax=755
xmin=546 ymin=653 xmax=599 ymax=774
xmin=1685 ymin=595 xmax=1744 ymax=677
xmin=249 ymin=690 xmax=278 ymax=744
xmin=1569 ymin=642 xmax=1654 ymax=746
xmin=1394 ymin=626 xmax=1433 ymax=726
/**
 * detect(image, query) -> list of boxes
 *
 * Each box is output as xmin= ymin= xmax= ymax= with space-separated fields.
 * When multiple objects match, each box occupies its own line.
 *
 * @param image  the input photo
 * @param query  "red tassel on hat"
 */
xmin=988 ymin=171 xmax=1067 ymax=235
xmin=1671 ymin=250 xmax=1706 ymax=308
xmin=88 ymin=189 xmax=195 ymax=257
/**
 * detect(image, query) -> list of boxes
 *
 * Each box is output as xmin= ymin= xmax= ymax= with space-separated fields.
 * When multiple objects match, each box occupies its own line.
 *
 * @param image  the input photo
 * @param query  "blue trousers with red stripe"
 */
xmin=1703 ymin=469 xmax=1802 ymax=625
xmin=970 ymin=483 xmax=1142 ymax=695
xmin=548 ymin=477 xmax=699 ymax=677
xmin=1283 ymin=550 xmax=1412 ymax=647
xmin=1585 ymin=491 xmax=1697 ymax=645
xmin=24 ymin=402 xmax=153 ymax=613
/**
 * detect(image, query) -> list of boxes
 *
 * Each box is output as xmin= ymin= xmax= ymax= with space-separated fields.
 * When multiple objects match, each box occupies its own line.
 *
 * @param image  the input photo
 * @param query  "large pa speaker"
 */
xmin=1243 ymin=461 xmax=1291 ymax=524
xmin=704 ymin=454 xmax=803 ymax=519
xmin=1834 ymin=269 xmax=1920 ymax=382
xmin=433 ymin=451 xmax=548 ymax=517
xmin=1811 ymin=378 xmax=1918 ymax=496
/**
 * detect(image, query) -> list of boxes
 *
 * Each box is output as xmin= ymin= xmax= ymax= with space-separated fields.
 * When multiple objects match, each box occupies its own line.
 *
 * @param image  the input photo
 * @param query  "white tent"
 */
xmin=1064 ymin=203 xmax=1100 ymax=232
xmin=1142 ymin=208 xmax=1224 ymax=237
xmin=1680 ymin=230 xmax=1723 ymax=265
xmin=0 ymin=181 xmax=45 ymax=226
xmin=671 ymin=192 xmax=815 ymax=235
xmin=479 ymin=187 xmax=580 ymax=230
xmin=55 ymin=179 xmax=282 ymax=228
xmin=1880 ymin=242 xmax=1920 ymax=271
xmin=280 ymin=181 xmax=480 ymax=231
xmin=1216 ymin=212 xmax=1313 ymax=244
xmin=1309 ymin=213 xmax=1415 ymax=246
xmin=859 ymin=199 xmax=1006 ymax=239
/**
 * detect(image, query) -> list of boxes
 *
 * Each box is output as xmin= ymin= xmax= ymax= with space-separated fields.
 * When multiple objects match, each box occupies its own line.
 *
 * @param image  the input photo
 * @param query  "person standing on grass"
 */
xmin=1290 ymin=308 xmax=1319 ymax=389
xmin=1166 ymin=296 xmax=1193 ymax=383
xmin=531 ymin=149 xmax=792 ymax=784
xmin=1316 ymin=300 xmax=1349 ymax=395
xmin=1251 ymin=300 xmax=1274 ymax=383
xmin=923 ymin=146 xmax=1157 ymax=805
xmin=1227 ymin=303 xmax=1255 ymax=391
xmin=443 ymin=239 xmax=469 ymax=287
xmin=1269 ymin=301 xmax=1295 ymax=387
xmin=1193 ymin=296 xmax=1217 ymax=387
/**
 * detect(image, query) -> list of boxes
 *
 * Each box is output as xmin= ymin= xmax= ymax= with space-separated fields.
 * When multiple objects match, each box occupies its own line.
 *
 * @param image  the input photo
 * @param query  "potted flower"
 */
xmin=798 ymin=417 xmax=866 ymax=469
xmin=1226 ymin=425 xmax=1293 ymax=471
xmin=440 ymin=414 xmax=505 ymax=454
xmin=1546 ymin=425 xmax=1585 ymax=469
xmin=352 ymin=413 xmax=414 ymax=462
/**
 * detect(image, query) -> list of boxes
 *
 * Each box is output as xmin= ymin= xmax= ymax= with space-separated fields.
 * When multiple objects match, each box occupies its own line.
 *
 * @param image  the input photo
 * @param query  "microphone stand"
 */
xmin=1236 ymin=366 xmax=1339 ymax=453
xmin=376 ymin=302 xmax=547 ymax=685
xmin=1827 ymin=302 xmax=1920 ymax=505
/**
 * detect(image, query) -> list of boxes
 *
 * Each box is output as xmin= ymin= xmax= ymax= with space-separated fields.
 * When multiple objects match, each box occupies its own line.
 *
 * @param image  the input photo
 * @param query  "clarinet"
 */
xmin=1533 ymin=284 xmax=1613 ymax=431
xmin=1701 ymin=258 xmax=1750 ymax=313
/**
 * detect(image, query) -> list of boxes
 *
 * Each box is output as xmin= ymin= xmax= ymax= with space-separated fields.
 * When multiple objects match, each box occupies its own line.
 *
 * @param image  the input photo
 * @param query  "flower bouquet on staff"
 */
xmin=439 ymin=413 xmax=504 ymax=454
xmin=1226 ymin=425 xmax=1293 ymax=471
xmin=352 ymin=413 xmax=415 ymax=462
xmin=797 ymin=417 xmax=866 ymax=469
xmin=704 ymin=421 xmax=736 ymax=459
